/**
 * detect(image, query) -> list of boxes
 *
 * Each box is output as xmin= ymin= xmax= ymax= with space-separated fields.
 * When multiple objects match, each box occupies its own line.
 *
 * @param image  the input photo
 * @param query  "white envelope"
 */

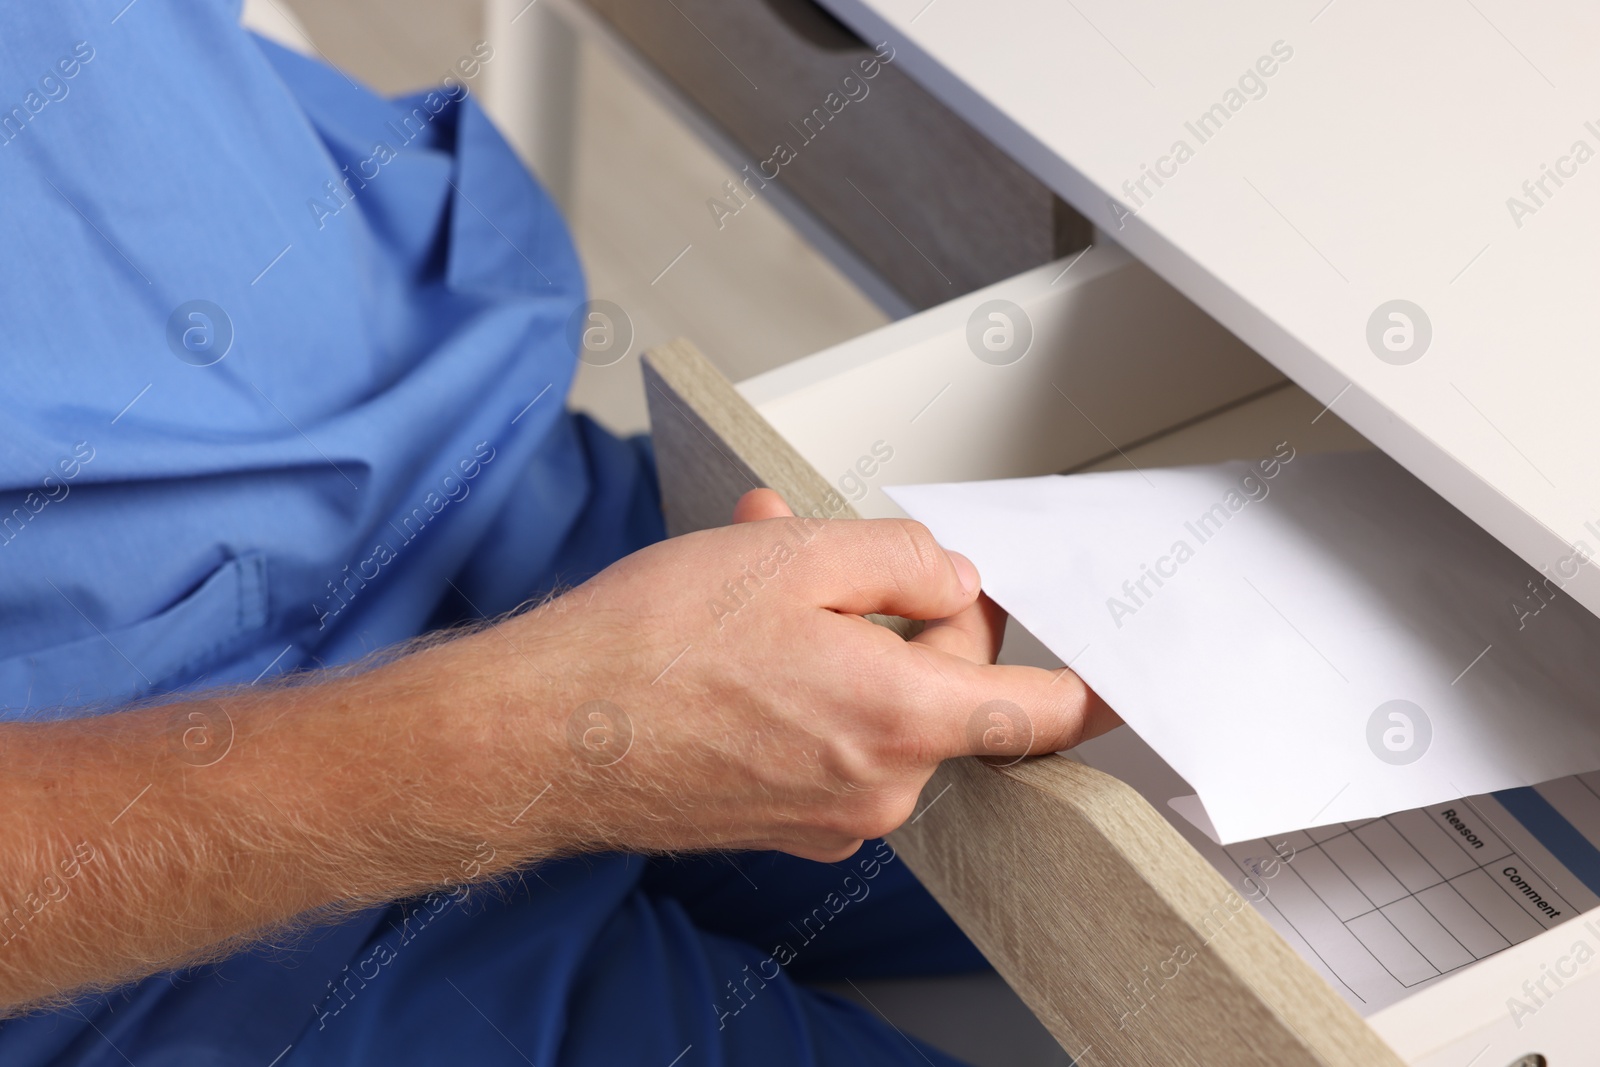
xmin=888 ymin=450 xmax=1600 ymax=843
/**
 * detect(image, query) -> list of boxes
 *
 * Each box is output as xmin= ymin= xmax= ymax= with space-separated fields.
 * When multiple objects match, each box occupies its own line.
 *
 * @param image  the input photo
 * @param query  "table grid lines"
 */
xmin=1230 ymin=802 xmax=1582 ymax=996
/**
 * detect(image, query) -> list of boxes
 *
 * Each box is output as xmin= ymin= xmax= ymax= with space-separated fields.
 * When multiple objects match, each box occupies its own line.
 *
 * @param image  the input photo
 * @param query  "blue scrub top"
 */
xmin=0 ymin=1 xmax=664 ymax=1061
xmin=0 ymin=2 xmax=662 ymax=715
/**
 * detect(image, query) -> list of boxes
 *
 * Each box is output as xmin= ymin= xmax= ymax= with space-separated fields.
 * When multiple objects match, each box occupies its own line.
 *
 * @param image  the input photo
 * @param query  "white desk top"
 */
xmin=822 ymin=0 xmax=1600 ymax=617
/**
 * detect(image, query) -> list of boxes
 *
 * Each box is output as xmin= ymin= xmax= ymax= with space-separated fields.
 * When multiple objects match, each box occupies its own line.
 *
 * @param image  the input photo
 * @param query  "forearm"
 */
xmin=0 ymin=632 xmax=566 ymax=1012
xmin=0 ymin=504 xmax=1114 ymax=1014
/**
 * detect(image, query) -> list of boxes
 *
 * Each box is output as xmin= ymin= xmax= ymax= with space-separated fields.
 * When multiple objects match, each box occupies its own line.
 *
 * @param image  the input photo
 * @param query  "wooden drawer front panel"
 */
xmin=580 ymin=0 xmax=1089 ymax=309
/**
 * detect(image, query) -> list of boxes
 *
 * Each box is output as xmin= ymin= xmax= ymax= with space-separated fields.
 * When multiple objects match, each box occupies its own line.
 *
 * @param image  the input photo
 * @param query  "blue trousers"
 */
xmin=3 ymin=844 xmax=986 ymax=1066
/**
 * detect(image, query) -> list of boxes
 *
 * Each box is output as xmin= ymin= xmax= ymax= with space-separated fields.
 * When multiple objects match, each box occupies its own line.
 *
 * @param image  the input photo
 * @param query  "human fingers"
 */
xmin=910 ymin=593 xmax=1008 ymax=663
xmin=732 ymin=488 xmax=793 ymax=524
xmin=779 ymin=519 xmax=981 ymax=621
xmin=902 ymin=652 xmax=1121 ymax=762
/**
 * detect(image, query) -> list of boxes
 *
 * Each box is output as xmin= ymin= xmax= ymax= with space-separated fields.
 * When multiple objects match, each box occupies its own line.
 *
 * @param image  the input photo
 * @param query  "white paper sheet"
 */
xmin=888 ymin=451 xmax=1600 ymax=843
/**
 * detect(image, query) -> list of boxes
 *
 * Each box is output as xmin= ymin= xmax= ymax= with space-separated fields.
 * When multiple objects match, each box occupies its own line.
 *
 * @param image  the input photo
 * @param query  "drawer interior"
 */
xmin=735 ymin=248 xmax=1600 ymax=1062
xmin=740 ymin=241 xmax=1367 ymax=523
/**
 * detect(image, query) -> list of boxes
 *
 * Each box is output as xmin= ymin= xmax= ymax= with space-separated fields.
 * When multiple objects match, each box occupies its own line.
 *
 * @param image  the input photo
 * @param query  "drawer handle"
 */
xmin=760 ymin=0 xmax=864 ymax=52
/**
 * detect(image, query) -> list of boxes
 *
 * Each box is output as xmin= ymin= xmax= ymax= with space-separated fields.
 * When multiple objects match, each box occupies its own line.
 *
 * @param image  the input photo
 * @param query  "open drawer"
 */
xmin=642 ymin=244 xmax=1591 ymax=1066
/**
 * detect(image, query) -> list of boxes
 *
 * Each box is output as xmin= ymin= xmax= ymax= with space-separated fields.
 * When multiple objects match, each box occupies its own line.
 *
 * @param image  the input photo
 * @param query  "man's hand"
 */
xmin=0 ymin=492 xmax=1115 ymax=1010
xmin=461 ymin=488 xmax=1116 ymax=862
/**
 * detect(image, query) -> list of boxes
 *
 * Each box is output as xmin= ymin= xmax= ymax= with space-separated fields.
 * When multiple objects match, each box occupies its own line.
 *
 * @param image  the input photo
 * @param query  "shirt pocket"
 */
xmin=0 ymin=552 xmax=269 ymax=718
